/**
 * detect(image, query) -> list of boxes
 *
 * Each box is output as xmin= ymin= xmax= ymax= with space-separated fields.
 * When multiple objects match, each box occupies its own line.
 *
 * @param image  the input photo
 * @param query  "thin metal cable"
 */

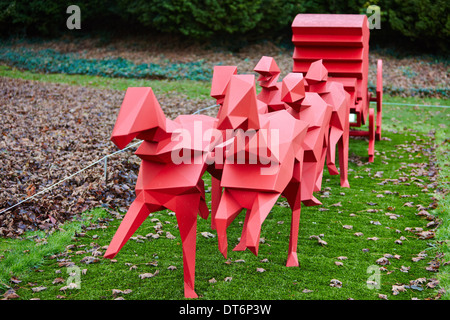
xmin=380 ymin=102 xmax=450 ymax=108
xmin=192 ymin=103 xmax=219 ymax=114
xmin=0 ymin=103 xmax=220 ymax=215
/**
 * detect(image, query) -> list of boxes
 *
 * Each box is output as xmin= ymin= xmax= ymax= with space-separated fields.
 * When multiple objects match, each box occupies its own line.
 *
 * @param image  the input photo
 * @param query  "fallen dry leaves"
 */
xmin=139 ymin=270 xmax=159 ymax=280
xmin=330 ymin=279 xmax=342 ymax=288
xmin=309 ymin=234 xmax=327 ymax=246
xmin=0 ymin=77 xmax=215 ymax=237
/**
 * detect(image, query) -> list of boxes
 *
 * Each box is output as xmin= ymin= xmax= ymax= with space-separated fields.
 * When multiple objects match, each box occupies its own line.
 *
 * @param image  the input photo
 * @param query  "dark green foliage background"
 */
xmin=0 ymin=0 xmax=448 ymax=52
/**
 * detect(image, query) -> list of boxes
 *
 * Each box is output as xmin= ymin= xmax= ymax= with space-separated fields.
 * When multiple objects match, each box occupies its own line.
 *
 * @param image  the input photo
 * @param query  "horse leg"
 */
xmin=245 ymin=192 xmax=279 ymax=256
xmin=233 ymin=209 xmax=251 ymax=251
xmin=300 ymin=161 xmax=321 ymax=206
xmin=210 ymin=176 xmax=222 ymax=230
xmin=284 ymin=183 xmax=302 ymax=267
xmin=327 ymin=126 xmax=342 ymax=176
xmin=214 ymin=189 xmax=243 ymax=258
xmin=104 ymin=195 xmax=161 ymax=259
xmin=171 ymin=194 xmax=202 ymax=299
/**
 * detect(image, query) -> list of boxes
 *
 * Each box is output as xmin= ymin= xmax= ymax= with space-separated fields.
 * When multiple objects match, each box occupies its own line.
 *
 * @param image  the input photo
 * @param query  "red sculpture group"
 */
xmin=104 ymin=14 xmax=383 ymax=298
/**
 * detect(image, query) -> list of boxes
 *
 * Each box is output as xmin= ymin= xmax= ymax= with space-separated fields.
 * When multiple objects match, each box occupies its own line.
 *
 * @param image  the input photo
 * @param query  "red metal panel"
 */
xmin=293 ymin=46 xmax=364 ymax=61
xmin=291 ymin=13 xmax=370 ymax=124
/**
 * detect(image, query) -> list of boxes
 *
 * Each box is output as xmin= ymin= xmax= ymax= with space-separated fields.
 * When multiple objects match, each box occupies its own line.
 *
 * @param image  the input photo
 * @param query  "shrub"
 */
xmin=0 ymin=0 xmax=447 ymax=53
xmin=384 ymin=0 xmax=449 ymax=52
xmin=117 ymin=0 xmax=306 ymax=41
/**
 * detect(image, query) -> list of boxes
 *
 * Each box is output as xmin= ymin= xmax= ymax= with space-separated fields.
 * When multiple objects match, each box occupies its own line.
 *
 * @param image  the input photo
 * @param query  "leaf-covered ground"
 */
xmin=0 ymin=73 xmax=448 ymax=300
xmin=1 ymin=125 xmax=447 ymax=300
xmin=0 ymin=77 xmax=216 ymax=238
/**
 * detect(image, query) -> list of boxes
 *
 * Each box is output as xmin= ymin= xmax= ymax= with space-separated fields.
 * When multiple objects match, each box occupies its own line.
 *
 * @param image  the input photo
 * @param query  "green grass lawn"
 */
xmin=0 ymin=67 xmax=448 ymax=300
xmin=0 ymin=65 xmax=212 ymax=100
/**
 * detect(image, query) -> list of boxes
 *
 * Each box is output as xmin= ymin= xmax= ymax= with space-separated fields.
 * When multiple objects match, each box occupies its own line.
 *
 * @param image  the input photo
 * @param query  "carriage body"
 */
xmin=291 ymin=14 xmax=383 ymax=161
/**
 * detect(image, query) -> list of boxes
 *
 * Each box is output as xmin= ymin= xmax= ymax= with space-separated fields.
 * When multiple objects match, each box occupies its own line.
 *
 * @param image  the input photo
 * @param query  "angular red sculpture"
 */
xmin=104 ymin=87 xmax=216 ymax=298
xmin=303 ymin=60 xmax=351 ymax=188
xmin=254 ymin=56 xmax=284 ymax=112
xmin=104 ymin=13 xmax=383 ymax=299
xmin=212 ymin=73 xmax=309 ymax=266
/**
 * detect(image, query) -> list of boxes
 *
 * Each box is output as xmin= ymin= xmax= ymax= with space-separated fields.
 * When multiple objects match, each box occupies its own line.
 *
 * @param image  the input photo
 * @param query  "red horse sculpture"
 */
xmin=104 ymin=58 xmax=353 ymax=298
xmin=104 ymin=87 xmax=216 ymax=298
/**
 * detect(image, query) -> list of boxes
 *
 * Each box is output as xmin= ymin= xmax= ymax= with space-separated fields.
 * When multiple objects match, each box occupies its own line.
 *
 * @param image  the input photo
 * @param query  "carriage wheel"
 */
xmin=375 ymin=59 xmax=383 ymax=140
xmin=368 ymin=108 xmax=375 ymax=162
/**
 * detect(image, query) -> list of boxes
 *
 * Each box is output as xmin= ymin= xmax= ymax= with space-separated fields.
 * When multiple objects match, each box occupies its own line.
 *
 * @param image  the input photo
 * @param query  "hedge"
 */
xmin=0 ymin=0 xmax=448 ymax=53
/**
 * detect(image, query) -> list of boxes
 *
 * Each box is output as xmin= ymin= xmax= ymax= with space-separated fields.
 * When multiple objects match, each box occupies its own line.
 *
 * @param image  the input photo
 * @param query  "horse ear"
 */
xmin=111 ymin=87 xmax=166 ymax=149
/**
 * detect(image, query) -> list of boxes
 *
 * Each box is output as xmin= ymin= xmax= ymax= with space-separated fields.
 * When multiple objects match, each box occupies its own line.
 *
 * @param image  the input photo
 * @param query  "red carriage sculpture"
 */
xmin=291 ymin=14 xmax=383 ymax=162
